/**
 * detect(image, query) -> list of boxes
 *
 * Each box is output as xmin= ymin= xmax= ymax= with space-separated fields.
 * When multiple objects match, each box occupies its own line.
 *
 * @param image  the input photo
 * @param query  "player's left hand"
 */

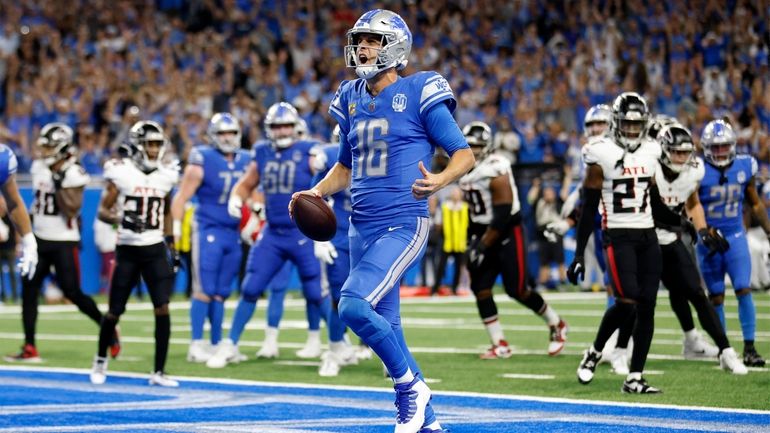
xmin=411 ymin=161 xmax=443 ymax=199
xmin=566 ymin=256 xmax=585 ymax=285
xmin=19 ymin=233 xmax=38 ymax=280
xmin=313 ymin=241 xmax=338 ymax=265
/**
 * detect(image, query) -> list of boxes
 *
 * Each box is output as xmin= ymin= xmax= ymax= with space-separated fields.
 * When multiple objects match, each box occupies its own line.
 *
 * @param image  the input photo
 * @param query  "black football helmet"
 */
xmin=658 ymin=122 xmax=695 ymax=173
xmin=611 ymin=92 xmax=649 ymax=151
xmin=36 ymin=122 xmax=75 ymax=166
xmin=127 ymin=120 xmax=167 ymax=172
xmin=463 ymin=121 xmax=493 ymax=161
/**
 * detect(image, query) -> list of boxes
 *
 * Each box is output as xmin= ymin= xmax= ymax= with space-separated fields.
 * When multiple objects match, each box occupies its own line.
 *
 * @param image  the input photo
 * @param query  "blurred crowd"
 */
xmin=0 ymin=0 xmax=768 ymax=176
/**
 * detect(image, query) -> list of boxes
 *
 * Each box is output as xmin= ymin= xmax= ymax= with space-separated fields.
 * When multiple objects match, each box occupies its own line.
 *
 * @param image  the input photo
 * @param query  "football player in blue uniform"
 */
xmin=291 ymin=10 xmax=474 ymax=433
xmin=206 ymin=101 xmax=328 ymax=369
xmin=312 ymin=125 xmax=360 ymax=377
xmin=697 ymin=119 xmax=770 ymax=367
xmin=171 ymin=113 xmax=249 ymax=364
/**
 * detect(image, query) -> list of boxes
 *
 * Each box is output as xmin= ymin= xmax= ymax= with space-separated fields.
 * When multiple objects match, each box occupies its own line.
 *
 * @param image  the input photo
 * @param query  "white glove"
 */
xmin=546 ymin=219 xmax=571 ymax=236
xmin=314 ymin=241 xmax=338 ymax=265
xmin=228 ymin=194 xmax=243 ymax=219
xmin=19 ymin=233 xmax=38 ymax=280
xmin=310 ymin=147 xmax=328 ymax=173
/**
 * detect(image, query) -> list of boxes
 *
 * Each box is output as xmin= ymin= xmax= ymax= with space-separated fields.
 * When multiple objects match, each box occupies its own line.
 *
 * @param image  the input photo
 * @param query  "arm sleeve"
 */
xmin=574 ymin=187 xmax=600 ymax=257
xmin=423 ymin=102 xmax=468 ymax=157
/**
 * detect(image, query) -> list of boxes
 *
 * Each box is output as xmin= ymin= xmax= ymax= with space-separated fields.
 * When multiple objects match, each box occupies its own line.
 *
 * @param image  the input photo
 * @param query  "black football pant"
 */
xmin=98 ymin=242 xmax=173 ymax=373
xmin=22 ymin=239 xmax=102 ymax=346
xmin=593 ymin=228 xmax=661 ymax=373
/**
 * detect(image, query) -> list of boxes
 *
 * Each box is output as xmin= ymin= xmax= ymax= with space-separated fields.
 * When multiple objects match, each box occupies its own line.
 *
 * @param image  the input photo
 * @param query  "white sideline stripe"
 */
xmin=501 ymin=373 xmax=555 ymax=380
xmin=1 ymin=364 xmax=769 ymax=417
xmin=0 ymin=331 xmax=746 ymax=363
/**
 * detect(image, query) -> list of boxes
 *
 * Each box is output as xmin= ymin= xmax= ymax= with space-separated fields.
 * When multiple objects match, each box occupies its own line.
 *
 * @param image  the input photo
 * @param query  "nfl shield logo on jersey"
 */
xmin=392 ymin=93 xmax=407 ymax=112
xmin=737 ymin=170 xmax=746 ymax=183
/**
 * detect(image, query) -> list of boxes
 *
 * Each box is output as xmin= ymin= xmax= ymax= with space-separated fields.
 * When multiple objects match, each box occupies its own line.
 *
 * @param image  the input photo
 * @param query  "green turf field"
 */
xmin=1 ymin=291 xmax=768 ymax=410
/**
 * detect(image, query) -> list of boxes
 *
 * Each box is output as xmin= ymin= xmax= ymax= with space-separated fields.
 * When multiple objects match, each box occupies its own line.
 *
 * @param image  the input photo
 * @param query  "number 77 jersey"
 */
xmin=329 ymin=71 xmax=460 ymax=223
xmin=582 ymin=136 xmax=661 ymax=229
xmin=698 ymin=154 xmax=757 ymax=235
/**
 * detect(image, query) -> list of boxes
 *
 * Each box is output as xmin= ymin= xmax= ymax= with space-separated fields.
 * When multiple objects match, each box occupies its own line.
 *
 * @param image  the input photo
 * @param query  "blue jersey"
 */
xmin=699 ymin=155 xmax=758 ymax=235
xmin=329 ymin=71 xmax=464 ymax=223
xmin=253 ymin=139 xmax=318 ymax=228
xmin=188 ymin=146 xmax=250 ymax=229
xmin=313 ymin=143 xmax=352 ymax=233
xmin=0 ymin=144 xmax=18 ymax=185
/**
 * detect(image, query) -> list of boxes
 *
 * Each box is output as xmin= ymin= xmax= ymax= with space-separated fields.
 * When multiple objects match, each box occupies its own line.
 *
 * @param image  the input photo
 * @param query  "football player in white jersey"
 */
xmin=6 ymin=123 xmax=120 ymax=363
xmin=90 ymin=121 xmax=179 ymax=387
xmin=459 ymin=121 xmax=567 ymax=359
xmin=569 ymin=92 xmax=684 ymax=393
xmin=650 ymin=122 xmax=746 ymax=374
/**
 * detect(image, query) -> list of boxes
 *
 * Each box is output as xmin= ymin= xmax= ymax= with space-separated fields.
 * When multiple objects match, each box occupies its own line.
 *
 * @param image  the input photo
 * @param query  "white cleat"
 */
xmin=187 ymin=340 xmax=213 ymax=363
xmin=90 ymin=356 xmax=108 ymax=385
xmin=296 ymin=335 xmax=322 ymax=359
xmin=394 ymin=378 xmax=431 ymax=433
xmin=683 ymin=330 xmax=719 ymax=360
xmin=609 ymin=347 xmax=630 ymax=375
xmin=355 ymin=344 xmax=373 ymax=360
xmin=256 ymin=338 xmax=279 ymax=359
xmin=149 ymin=371 xmax=179 ymax=387
xmin=319 ymin=343 xmax=359 ymax=377
xmin=206 ymin=339 xmax=245 ymax=368
xmin=719 ymin=347 xmax=749 ymax=375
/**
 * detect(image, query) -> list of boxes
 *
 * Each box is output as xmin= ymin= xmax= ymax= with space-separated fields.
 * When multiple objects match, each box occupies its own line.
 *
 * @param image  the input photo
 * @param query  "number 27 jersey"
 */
xmin=582 ymin=137 xmax=661 ymax=229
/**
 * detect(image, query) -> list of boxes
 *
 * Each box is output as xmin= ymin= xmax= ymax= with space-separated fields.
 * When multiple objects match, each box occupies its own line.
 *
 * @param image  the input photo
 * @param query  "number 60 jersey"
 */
xmin=103 ymin=158 xmax=179 ymax=246
xmin=582 ymin=136 xmax=662 ymax=229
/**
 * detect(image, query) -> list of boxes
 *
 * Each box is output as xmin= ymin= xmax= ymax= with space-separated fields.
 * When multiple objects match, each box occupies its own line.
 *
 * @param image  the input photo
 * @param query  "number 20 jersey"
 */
xmin=458 ymin=154 xmax=520 ymax=225
xmin=103 ymin=158 xmax=179 ymax=246
xmin=582 ymin=136 xmax=661 ymax=229
xmin=328 ymin=71 xmax=460 ymax=224
xmin=30 ymin=159 xmax=90 ymax=241
xmin=698 ymin=154 xmax=757 ymax=235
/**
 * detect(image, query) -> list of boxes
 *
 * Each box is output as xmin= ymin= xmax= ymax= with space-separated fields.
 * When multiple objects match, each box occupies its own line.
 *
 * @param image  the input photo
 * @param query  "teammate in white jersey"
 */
xmin=650 ymin=122 xmax=745 ymax=374
xmin=459 ymin=121 xmax=567 ymax=359
xmin=90 ymin=121 xmax=179 ymax=387
xmin=569 ymin=92 xmax=684 ymax=393
xmin=6 ymin=124 xmax=111 ymax=362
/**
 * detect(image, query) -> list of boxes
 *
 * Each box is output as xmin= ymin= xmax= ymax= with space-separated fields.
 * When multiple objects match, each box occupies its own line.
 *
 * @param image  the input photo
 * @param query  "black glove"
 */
xmin=122 ymin=210 xmax=147 ymax=233
xmin=51 ymin=170 xmax=64 ymax=190
xmin=165 ymin=236 xmax=183 ymax=273
xmin=698 ymin=227 xmax=729 ymax=254
xmin=681 ymin=216 xmax=697 ymax=244
xmin=567 ymin=255 xmax=585 ymax=285
xmin=466 ymin=236 xmax=487 ymax=273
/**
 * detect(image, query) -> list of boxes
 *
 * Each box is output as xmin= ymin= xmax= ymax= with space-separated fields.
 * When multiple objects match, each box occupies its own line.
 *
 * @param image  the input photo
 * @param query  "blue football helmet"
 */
xmin=701 ymin=119 xmax=736 ymax=167
xmin=583 ymin=104 xmax=611 ymax=138
xmin=345 ymin=9 xmax=412 ymax=80
xmin=264 ymin=102 xmax=300 ymax=149
xmin=610 ymin=92 xmax=649 ymax=151
xmin=207 ymin=113 xmax=241 ymax=154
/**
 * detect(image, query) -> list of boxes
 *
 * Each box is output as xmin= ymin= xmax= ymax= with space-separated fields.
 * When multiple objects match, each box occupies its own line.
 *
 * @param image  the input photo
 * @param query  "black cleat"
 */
xmin=743 ymin=347 xmax=766 ymax=367
xmin=622 ymin=377 xmax=662 ymax=394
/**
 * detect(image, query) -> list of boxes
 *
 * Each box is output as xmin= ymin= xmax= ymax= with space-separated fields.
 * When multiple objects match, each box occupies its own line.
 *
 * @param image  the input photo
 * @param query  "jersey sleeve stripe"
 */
xmin=329 ymin=104 xmax=346 ymax=125
xmin=419 ymin=91 xmax=453 ymax=114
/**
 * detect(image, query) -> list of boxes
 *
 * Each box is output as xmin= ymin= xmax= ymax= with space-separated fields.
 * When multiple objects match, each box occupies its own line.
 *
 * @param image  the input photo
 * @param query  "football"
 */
xmin=293 ymin=194 xmax=337 ymax=241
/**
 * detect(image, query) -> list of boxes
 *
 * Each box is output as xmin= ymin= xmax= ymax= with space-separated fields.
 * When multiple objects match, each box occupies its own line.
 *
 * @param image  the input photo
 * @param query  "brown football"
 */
xmin=293 ymin=194 xmax=337 ymax=241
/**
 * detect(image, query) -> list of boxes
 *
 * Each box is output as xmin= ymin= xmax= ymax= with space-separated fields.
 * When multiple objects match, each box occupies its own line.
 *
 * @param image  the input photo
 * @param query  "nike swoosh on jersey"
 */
xmin=298 ymin=239 xmax=308 ymax=245
xmin=388 ymin=226 xmax=403 ymax=232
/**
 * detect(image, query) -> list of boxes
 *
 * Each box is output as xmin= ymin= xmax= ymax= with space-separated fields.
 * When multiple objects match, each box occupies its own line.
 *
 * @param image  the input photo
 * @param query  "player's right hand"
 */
xmin=566 ymin=256 xmax=585 ymax=285
xmin=698 ymin=227 xmax=729 ymax=254
xmin=288 ymin=189 xmax=322 ymax=219
xmin=314 ymin=241 xmax=338 ymax=265
xmin=228 ymin=194 xmax=243 ymax=219
xmin=544 ymin=219 xmax=571 ymax=242
xmin=19 ymin=233 xmax=38 ymax=280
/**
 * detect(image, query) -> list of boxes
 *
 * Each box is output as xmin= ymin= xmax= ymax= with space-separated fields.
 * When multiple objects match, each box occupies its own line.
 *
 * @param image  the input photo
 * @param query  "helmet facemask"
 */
xmin=264 ymin=102 xmax=300 ymax=149
xmin=128 ymin=121 xmax=167 ymax=172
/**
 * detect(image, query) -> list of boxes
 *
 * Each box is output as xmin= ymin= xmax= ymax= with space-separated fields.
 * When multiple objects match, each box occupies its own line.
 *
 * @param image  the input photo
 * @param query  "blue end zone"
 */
xmin=1 ymin=366 xmax=769 ymax=433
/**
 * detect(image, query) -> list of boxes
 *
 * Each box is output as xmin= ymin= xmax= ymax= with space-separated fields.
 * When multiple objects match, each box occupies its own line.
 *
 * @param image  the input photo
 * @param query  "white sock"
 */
xmin=306 ymin=329 xmax=321 ymax=343
xmin=684 ymin=328 xmax=698 ymax=341
xmin=626 ymin=371 xmax=642 ymax=381
xmin=264 ymin=326 xmax=279 ymax=342
xmin=540 ymin=305 xmax=560 ymax=327
xmin=394 ymin=368 xmax=414 ymax=385
xmin=484 ymin=318 xmax=505 ymax=345
xmin=329 ymin=341 xmax=346 ymax=353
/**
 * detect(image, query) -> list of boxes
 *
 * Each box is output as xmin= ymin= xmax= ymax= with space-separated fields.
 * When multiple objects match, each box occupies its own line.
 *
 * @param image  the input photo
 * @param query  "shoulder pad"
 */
xmin=417 ymin=71 xmax=456 ymax=115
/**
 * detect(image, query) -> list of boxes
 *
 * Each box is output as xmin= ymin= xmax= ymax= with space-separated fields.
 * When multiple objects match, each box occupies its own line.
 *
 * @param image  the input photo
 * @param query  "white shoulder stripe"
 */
xmin=419 ymin=91 xmax=453 ymax=114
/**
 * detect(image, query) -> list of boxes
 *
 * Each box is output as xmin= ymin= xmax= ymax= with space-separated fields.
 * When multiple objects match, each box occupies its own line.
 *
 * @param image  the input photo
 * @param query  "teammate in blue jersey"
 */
xmin=291 ymin=10 xmax=474 ymax=433
xmin=206 ymin=101 xmax=329 ymax=369
xmin=697 ymin=119 xmax=770 ymax=367
xmin=171 ymin=113 xmax=250 ymax=364
xmin=310 ymin=125 xmax=360 ymax=377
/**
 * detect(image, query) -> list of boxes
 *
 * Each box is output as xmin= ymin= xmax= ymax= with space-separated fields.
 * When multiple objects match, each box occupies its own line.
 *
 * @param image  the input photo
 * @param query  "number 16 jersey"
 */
xmin=582 ymin=137 xmax=661 ymax=229
xmin=104 ymin=158 xmax=179 ymax=246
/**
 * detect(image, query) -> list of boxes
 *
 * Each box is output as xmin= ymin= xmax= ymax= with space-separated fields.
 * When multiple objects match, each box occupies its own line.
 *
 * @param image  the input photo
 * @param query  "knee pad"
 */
xmin=338 ymin=296 xmax=390 ymax=343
